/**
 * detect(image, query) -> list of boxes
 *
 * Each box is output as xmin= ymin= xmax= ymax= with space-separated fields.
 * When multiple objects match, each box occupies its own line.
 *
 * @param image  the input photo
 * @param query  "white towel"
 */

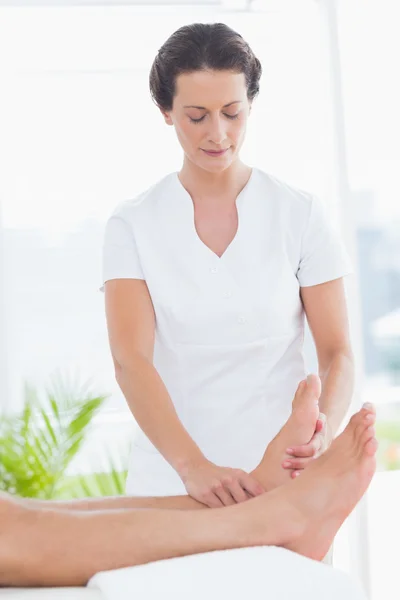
xmin=88 ymin=546 xmax=367 ymax=600
xmin=0 ymin=589 xmax=101 ymax=599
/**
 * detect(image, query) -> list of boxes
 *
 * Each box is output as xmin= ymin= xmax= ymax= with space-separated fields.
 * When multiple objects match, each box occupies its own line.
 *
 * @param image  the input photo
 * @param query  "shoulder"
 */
xmin=107 ymin=172 xmax=177 ymax=224
xmin=254 ymin=167 xmax=313 ymax=210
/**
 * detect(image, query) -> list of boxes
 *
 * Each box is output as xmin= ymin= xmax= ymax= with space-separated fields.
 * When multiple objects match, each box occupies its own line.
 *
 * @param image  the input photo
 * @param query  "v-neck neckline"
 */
xmin=173 ymin=167 xmax=256 ymax=262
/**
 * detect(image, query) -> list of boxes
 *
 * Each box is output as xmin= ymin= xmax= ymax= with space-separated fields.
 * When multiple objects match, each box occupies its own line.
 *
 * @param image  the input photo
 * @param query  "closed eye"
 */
xmin=189 ymin=114 xmax=239 ymax=124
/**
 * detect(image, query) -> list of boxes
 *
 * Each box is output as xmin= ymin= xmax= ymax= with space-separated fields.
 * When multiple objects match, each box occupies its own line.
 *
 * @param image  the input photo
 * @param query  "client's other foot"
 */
xmin=253 ymin=374 xmax=321 ymax=491
xmin=252 ymin=403 xmax=377 ymax=561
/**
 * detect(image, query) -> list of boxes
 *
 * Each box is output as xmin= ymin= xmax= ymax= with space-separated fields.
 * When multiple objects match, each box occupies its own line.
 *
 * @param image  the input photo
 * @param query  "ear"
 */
xmin=160 ymin=108 xmax=173 ymax=126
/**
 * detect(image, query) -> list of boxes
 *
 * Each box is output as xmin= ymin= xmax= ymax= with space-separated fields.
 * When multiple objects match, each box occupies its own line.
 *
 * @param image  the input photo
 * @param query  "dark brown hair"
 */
xmin=149 ymin=22 xmax=262 ymax=112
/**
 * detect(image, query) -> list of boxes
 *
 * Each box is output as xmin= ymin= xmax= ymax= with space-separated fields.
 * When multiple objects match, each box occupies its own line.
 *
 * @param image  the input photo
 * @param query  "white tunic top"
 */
xmin=100 ymin=167 xmax=354 ymax=496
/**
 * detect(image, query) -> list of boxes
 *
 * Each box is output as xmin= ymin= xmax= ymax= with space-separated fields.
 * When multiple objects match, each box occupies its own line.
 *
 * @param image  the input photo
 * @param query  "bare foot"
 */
xmin=253 ymin=374 xmax=321 ymax=491
xmin=253 ymin=403 xmax=377 ymax=561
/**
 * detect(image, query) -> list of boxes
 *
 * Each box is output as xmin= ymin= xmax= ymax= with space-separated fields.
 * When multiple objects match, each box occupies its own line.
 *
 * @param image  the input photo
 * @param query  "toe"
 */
xmin=293 ymin=374 xmax=321 ymax=405
xmin=354 ymin=411 xmax=376 ymax=443
xmin=361 ymin=424 xmax=375 ymax=446
xmin=350 ymin=409 xmax=364 ymax=427
xmin=306 ymin=374 xmax=321 ymax=400
xmin=350 ymin=405 xmax=375 ymax=431
xmin=364 ymin=437 xmax=378 ymax=457
xmin=362 ymin=402 xmax=376 ymax=414
xmin=293 ymin=378 xmax=307 ymax=400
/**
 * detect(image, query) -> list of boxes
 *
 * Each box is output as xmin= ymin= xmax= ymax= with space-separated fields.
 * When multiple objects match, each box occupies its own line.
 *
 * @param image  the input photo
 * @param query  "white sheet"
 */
xmin=88 ymin=546 xmax=368 ymax=600
xmin=0 ymin=589 xmax=101 ymax=599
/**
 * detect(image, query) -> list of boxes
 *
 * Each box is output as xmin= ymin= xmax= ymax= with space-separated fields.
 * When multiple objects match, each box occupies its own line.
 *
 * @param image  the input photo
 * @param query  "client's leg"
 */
xmin=0 ymin=403 xmax=377 ymax=588
xmin=25 ymin=375 xmax=321 ymax=513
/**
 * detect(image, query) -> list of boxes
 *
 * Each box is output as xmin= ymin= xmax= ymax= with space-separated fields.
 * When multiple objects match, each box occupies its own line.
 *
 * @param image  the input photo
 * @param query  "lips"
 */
xmin=202 ymin=148 xmax=229 ymax=155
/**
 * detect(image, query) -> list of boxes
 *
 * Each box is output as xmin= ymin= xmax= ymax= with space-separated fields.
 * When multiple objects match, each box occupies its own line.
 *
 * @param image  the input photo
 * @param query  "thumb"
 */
xmin=317 ymin=412 xmax=327 ymax=431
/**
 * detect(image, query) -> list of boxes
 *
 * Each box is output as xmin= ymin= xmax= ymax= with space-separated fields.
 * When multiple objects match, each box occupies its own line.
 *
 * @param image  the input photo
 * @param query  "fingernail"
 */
xmin=294 ymin=471 xmax=301 ymax=477
xmin=362 ymin=402 xmax=374 ymax=409
xmin=282 ymin=461 xmax=291 ymax=468
xmin=286 ymin=448 xmax=294 ymax=454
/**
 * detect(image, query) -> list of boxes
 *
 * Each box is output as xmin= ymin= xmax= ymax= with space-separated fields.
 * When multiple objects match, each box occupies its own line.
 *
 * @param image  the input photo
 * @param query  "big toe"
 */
xmin=344 ymin=404 xmax=377 ymax=453
xmin=307 ymin=374 xmax=322 ymax=399
xmin=362 ymin=402 xmax=377 ymax=416
xmin=293 ymin=374 xmax=321 ymax=409
xmin=351 ymin=403 xmax=377 ymax=434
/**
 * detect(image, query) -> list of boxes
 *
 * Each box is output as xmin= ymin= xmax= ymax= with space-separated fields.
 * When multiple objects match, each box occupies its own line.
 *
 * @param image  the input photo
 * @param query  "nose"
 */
xmin=208 ymin=115 xmax=228 ymax=146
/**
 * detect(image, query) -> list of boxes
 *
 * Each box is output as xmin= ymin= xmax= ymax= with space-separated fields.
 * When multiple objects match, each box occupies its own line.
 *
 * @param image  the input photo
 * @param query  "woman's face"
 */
xmin=161 ymin=69 xmax=251 ymax=172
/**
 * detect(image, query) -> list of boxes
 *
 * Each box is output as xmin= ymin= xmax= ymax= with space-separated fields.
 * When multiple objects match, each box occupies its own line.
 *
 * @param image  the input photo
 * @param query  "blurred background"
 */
xmin=0 ymin=1 xmax=399 ymax=598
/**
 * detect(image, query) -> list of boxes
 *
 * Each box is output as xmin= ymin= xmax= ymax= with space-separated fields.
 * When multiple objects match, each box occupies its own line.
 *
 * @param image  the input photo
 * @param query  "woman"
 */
xmin=100 ymin=23 xmax=355 ymax=507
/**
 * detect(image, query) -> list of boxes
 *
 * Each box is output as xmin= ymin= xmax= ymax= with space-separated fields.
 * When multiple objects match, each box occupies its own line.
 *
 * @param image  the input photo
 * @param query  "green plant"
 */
xmin=376 ymin=418 xmax=400 ymax=471
xmin=70 ymin=461 xmax=128 ymax=499
xmin=0 ymin=372 xmax=110 ymax=499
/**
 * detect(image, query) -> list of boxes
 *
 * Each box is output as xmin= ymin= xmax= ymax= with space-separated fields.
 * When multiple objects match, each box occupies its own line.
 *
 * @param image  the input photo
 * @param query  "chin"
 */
xmin=201 ymin=154 xmax=236 ymax=171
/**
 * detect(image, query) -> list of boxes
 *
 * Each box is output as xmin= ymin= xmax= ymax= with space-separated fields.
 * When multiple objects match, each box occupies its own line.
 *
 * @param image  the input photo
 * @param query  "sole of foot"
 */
xmin=256 ymin=374 xmax=322 ymax=490
xmin=282 ymin=403 xmax=377 ymax=561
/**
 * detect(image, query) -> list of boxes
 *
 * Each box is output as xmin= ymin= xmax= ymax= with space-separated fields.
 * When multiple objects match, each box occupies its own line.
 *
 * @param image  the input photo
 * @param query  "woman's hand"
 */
xmin=282 ymin=413 xmax=333 ymax=478
xmin=179 ymin=459 xmax=266 ymax=508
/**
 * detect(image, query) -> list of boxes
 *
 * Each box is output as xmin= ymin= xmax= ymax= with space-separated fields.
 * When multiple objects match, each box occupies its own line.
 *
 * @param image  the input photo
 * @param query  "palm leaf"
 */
xmin=65 ymin=445 xmax=129 ymax=499
xmin=74 ymin=469 xmax=127 ymax=498
xmin=0 ymin=372 xmax=110 ymax=499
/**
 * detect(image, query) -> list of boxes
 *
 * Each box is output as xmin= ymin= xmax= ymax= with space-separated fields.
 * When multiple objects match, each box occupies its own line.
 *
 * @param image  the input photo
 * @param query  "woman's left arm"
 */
xmin=283 ymin=278 xmax=355 ymax=476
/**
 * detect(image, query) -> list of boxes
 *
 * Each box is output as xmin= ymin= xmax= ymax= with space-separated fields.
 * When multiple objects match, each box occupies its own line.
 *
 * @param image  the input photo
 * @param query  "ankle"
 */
xmin=251 ymin=464 xmax=272 ymax=493
xmin=249 ymin=487 xmax=307 ymax=548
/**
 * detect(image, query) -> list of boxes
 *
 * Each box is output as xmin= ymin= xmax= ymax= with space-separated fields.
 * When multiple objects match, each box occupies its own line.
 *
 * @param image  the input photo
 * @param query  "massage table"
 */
xmin=0 ymin=546 xmax=367 ymax=599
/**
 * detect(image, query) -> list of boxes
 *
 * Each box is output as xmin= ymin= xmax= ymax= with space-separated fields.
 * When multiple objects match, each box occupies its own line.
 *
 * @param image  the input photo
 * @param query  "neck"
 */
xmin=178 ymin=159 xmax=252 ymax=206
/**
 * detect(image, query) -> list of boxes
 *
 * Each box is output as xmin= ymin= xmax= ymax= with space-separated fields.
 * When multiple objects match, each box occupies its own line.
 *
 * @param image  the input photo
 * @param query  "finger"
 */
xmin=282 ymin=457 xmax=312 ymax=470
xmin=238 ymin=473 xmax=265 ymax=497
xmin=286 ymin=444 xmax=316 ymax=458
xmin=318 ymin=413 xmax=327 ymax=431
xmin=214 ymin=486 xmax=236 ymax=506
xmin=203 ymin=491 xmax=224 ymax=508
xmin=288 ymin=431 xmax=324 ymax=457
xmin=211 ymin=482 xmax=235 ymax=507
xmin=291 ymin=470 xmax=301 ymax=479
xmin=227 ymin=480 xmax=248 ymax=504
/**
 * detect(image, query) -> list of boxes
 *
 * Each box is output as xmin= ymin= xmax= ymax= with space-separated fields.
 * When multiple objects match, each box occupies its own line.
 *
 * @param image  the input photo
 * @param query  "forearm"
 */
xmin=116 ymin=356 xmax=205 ymax=475
xmin=318 ymin=351 xmax=355 ymax=439
xmin=25 ymin=459 xmax=264 ymax=513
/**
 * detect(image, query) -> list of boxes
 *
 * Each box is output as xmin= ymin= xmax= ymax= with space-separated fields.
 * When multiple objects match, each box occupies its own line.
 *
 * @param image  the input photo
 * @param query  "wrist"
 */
xmin=324 ymin=420 xmax=334 ymax=449
xmin=174 ymin=454 xmax=209 ymax=480
xmin=322 ymin=421 xmax=334 ymax=452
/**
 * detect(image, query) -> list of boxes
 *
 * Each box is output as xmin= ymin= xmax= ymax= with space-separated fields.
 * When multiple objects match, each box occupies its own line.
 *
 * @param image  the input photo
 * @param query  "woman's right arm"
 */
xmin=104 ymin=278 xmax=206 ymax=476
xmin=104 ymin=278 xmax=265 ymax=506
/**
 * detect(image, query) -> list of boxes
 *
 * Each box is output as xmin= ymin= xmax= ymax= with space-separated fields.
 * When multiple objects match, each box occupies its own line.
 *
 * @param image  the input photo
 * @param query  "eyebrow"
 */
xmin=183 ymin=101 xmax=242 ymax=109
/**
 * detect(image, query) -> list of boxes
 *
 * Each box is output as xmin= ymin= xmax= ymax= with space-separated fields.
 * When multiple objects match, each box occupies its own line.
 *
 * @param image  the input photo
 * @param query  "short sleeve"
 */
xmin=296 ymin=195 xmax=354 ymax=287
xmin=99 ymin=214 xmax=145 ymax=293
